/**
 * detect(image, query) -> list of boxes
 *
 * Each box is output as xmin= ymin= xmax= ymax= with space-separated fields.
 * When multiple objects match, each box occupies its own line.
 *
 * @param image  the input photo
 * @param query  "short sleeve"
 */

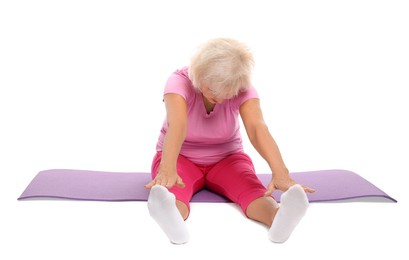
xmin=232 ymin=87 xmax=259 ymax=110
xmin=164 ymin=67 xmax=193 ymax=100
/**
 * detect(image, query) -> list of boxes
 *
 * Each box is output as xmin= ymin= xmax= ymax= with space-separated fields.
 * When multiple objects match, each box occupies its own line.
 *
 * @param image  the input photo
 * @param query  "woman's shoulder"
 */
xmin=165 ymin=66 xmax=195 ymax=101
xmin=168 ymin=66 xmax=191 ymax=85
xmin=228 ymin=86 xmax=259 ymax=110
xmin=173 ymin=66 xmax=189 ymax=78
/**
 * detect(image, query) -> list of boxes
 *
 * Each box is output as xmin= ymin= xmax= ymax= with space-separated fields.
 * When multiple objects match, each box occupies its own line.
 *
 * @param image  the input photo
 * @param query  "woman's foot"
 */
xmin=147 ymin=185 xmax=189 ymax=244
xmin=268 ymin=184 xmax=309 ymax=243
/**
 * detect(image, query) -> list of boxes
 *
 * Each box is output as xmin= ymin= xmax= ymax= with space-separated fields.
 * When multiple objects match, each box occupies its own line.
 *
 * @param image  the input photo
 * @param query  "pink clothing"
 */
xmin=151 ymin=151 xmax=267 ymax=217
xmin=155 ymin=67 xmax=259 ymax=165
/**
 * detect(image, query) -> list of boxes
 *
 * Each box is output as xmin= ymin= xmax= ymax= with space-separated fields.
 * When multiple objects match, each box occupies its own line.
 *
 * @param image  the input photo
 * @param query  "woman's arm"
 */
xmin=240 ymin=99 xmax=315 ymax=194
xmin=240 ymin=99 xmax=288 ymax=176
xmin=145 ymin=93 xmax=188 ymax=189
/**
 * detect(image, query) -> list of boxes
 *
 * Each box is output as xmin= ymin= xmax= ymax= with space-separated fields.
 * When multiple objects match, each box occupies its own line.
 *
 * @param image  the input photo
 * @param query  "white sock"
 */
xmin=268 ymin=184 xmax=309 ymax=243
xmin=147 ymin=185 xmax=189 ymax=244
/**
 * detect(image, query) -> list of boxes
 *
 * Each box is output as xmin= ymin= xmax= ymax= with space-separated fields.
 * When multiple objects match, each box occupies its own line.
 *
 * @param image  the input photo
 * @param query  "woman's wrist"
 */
xmin=271 ymin=166 xmax=289 ymax=178
xmin=158 ymin=161 xmax=177 ymax=174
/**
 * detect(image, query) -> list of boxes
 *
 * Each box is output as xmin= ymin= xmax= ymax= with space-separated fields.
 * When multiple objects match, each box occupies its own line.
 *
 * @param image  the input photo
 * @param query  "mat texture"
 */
xmin=18 ymin=169 xmax=396 ymax=203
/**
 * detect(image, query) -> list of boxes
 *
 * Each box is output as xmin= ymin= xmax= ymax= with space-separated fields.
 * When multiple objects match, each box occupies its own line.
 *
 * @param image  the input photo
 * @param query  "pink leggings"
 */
xmin=151 ymin=151 xmax=267 ymax=217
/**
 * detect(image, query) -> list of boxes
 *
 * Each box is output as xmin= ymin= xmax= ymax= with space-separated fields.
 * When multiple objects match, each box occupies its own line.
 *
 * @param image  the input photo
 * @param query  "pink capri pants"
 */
xmin=151 ymin=151 xmax=267 ymax=217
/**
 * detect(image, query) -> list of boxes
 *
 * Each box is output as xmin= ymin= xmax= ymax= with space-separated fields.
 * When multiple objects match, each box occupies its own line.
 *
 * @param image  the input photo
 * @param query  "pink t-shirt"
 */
xmin=156 ymin=67 xmax=259 ymax=165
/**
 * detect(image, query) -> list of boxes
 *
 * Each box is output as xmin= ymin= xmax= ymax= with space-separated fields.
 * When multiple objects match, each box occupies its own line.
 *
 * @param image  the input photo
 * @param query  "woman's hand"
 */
xmin=264 ymin=175 xmax=315 ymax=197
xmin=145 ymin=169 xmax=185 ymax=189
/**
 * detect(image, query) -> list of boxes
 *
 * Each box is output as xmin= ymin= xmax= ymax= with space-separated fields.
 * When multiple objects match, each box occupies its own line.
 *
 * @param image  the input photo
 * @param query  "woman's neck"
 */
xmin=203 ymin=95 xmax=216 ymax=114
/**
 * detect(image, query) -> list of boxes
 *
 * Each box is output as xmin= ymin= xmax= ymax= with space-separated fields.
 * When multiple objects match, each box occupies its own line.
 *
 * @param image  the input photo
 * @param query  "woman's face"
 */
xmin=201 ymin=86 xmax=224 ymax=104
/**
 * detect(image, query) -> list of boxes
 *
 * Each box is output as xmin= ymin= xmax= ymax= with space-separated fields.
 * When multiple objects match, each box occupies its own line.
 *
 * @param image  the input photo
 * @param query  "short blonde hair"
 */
xmin=188 ymin=38 xmax=254 ymax=98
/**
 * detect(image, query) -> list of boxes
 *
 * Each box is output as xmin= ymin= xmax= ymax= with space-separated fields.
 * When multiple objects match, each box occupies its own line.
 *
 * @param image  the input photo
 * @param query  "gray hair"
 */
xmin=189 ymin=38 xmax=254 ymax=99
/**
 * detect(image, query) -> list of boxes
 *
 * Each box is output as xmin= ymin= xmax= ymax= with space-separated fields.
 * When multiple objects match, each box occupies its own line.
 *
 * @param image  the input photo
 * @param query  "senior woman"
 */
xmin=145 ymin=38 xmax=315 ymax=244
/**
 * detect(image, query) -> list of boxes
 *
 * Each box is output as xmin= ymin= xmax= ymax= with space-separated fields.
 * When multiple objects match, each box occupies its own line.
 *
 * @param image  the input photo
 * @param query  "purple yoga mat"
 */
xmin=18 ymin=169 xmax=396 ymax=203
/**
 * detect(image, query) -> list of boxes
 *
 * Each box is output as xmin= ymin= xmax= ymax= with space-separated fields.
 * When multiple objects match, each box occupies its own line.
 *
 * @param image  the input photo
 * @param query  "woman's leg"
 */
xmin=205 ymin=152 xmax=309 ymax=243
xmin=246 ymin=184 xmax=309 ymax=243
xmin=205 ymin=152 xmax=268 ymax=217
xmin=148 ymin=152 xmax=205 ymax=244
xmin=246 ymin=196 xmax=279 ymax=227
xmin=176 ymin=200 xmax=189 ymax=220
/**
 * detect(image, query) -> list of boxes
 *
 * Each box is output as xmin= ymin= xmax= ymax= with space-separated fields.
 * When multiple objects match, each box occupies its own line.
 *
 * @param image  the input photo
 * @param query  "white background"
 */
xmin=1 ymin=0 xmax=408 ymax=259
